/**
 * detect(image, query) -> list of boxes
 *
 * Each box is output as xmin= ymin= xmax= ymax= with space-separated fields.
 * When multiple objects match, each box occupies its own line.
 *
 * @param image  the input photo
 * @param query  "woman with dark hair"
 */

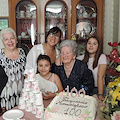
xmin=0 ymin=66 xmax=8 ymax=115
xmin=24 ymin=27 xmax=62 ymax=76
xmin=77 ymin=36 xmax=107 ymax=100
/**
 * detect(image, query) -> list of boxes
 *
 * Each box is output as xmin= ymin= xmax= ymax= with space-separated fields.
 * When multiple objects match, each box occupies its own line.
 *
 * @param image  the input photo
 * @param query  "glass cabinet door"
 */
xmin=71 ymin=0 xmax=99 ymax=55
xmin=45 ymin=0 xmax=67 ymax=41
xmin=15 ymin=0 xmax=37 ymax=51
xmin=76 ymin=0 xmax=97 ymax=40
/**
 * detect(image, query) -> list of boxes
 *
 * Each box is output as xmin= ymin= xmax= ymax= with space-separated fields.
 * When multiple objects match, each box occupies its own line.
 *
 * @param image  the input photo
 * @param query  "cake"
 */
xmin=44 ymin=92 xmax=98 ymax=120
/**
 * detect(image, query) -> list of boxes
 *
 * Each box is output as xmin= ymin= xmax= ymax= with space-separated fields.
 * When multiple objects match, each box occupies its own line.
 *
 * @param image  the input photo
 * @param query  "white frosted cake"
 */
xmin=44 ymin=92 xmax=98 ymax=120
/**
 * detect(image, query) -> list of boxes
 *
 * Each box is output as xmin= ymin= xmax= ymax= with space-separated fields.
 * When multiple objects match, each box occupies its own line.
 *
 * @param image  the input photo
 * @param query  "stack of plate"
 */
xmin=2 ymin=109 xmax=24 ymax=120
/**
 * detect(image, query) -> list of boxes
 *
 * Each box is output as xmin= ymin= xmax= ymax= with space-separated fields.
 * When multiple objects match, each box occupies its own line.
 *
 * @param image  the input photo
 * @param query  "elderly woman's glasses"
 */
xmin=61 ymin=52 xmax=72 ymax=56
xmin=49 ymin=33 xmax=59 ymax=39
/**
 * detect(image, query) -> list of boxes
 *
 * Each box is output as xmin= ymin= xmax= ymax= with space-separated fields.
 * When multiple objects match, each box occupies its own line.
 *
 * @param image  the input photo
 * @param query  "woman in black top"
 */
xmin=0 ymin=65 xmax=8 ymax=115
xmin=55 ymin=40 xmax=94 ymax=95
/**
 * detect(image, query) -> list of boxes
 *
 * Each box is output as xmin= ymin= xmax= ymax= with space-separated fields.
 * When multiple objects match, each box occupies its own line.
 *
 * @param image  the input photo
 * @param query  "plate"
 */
xmin=3 ymin=109 xmax=24 ymax=120
xmin=76 ymin=21 xmax=95 ymax=35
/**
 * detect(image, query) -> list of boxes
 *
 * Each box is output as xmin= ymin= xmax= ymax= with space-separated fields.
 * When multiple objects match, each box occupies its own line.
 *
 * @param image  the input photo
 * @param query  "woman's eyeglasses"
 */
xmin=49 ymin=33 xmax=59 ymax=39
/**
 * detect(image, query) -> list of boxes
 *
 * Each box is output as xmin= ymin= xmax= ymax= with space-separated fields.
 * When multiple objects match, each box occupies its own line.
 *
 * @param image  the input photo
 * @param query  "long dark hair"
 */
xmin=46 ymin=27 xmax=62 ymax=42
xmin=37 ymin=54 xmax=51 ymax=65
xmin=82 ymin=36 xmax=102 ymax=69
xmin=36 ymin=54 xmax=51 ymax=73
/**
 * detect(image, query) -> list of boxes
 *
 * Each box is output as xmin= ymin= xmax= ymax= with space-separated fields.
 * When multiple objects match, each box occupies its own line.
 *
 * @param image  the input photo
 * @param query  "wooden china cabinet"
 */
xmin=8 ymin=0 xmax=104 ymax=55
xmin=71 ymin=0 xmax=104 ymax=55
xmin=8 ymin=0 xmax=71 ymax=51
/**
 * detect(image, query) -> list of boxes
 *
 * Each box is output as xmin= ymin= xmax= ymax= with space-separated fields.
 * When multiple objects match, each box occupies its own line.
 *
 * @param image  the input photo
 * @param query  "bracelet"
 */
xmin=98 ymin=94 xmax=103 ymax=96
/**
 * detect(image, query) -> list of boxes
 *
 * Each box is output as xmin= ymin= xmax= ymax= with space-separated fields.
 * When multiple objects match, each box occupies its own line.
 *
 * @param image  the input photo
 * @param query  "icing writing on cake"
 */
xmin=44 ymin=92 xmax=98 ymax=120
xmin=55 ymin=96 xmax=90 ymax=117
xmin=44 ymin=87 xmax=98 ymax=120
xmin=56 ymin=97 xmax=88 ymax=108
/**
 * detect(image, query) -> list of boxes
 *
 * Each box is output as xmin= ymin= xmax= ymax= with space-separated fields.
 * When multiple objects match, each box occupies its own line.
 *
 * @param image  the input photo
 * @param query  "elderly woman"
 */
xmin=0 ymin=27 xmax=26 ymax=110
xmin=54 ymin=40 xmax=94 ymax=95
xmin=24 ymin=27 xmax=62 ymax=76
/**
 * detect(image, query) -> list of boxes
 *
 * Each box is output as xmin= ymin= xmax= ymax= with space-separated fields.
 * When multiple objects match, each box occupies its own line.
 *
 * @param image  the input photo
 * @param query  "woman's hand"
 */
xmin=25 ymin=74 xmax=28 ymax=78
xmin=55 ymin=57 xmax=62 ymax=66
xmin=0 ymin=107 xmax=6 ymax=116
xmin=98 ymin=94 xmax=104 ymax=101
xmin=42 ymin=92 xmax=56 ymax=100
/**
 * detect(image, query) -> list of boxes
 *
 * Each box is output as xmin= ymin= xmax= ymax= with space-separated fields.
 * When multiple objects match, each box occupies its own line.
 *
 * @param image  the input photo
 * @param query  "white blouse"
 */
xmin=36 ymin=73 xmax=58 ymax=93
xmin=24 ymin=44 xmax=60 ymax=74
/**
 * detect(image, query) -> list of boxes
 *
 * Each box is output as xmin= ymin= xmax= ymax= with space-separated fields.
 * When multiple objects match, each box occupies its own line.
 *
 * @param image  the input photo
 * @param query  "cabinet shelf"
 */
xmin=77 ymin=17 xmax=97 ymax=19
xmin=16 ymin=17 xmax=36 ymax=20
xmin=46 ymin=17 xmax=67 ymax=20
xmin=18 ymin=38 xmax=30 ymax=40
xmin=76 ymin=38 xmax=87 ymax=43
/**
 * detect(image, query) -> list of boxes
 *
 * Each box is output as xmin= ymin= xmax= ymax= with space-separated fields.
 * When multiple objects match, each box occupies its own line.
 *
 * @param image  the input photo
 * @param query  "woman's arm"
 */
xmin=54 ymin=74 xmax=63 ymax=93
xmin=24 ymin=47 xmax=35 ymax=75
xmin=82 ymin=65 xmax=94 ymax=95
xmin=24 ymin=45 xmax=41 ymax=75
xmin=97 ymin=64 xmax=107 ymax=100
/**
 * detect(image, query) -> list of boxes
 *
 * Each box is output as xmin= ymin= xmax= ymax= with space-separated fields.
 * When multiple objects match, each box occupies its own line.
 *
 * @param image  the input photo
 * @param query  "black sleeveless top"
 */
xmin=0 ymin=65 xmax=8 ymax=113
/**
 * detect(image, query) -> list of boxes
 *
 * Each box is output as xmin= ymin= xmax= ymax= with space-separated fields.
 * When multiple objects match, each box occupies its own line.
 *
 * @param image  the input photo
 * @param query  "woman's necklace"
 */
xmin=45 ymin=44 xmax=55 ymax=54
xmin=41 ymin=73 xmax=52 ymax=80
xmin=46 ymin=73 xmax=52 ymax=80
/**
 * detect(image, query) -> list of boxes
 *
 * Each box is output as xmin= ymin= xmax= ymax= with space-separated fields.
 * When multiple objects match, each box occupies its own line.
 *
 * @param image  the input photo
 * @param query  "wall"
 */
xmin=0 ymin=0 xmax=8 ymax=16
xmin=118 ymin=2 xmax=120 ymax=42
xmin=0 ymin=0 xmax=119 ymax=53
xmin=0 ymin=0 xmax=8 ymax=49
xmin=103 ymin=0 xmax=119 ymax=54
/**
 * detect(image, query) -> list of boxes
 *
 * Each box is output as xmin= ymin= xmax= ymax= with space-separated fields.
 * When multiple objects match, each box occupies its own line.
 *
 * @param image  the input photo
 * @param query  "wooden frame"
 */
xmin=0 ymin=17 xmax=9 ymax=30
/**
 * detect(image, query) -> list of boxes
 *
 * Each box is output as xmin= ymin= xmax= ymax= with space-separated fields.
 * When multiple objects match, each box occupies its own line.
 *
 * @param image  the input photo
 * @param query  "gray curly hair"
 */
xmin=60 ymin=40 xmax=78 ymax=55
xmin=0 ymin=27 xmax=16 ymax=41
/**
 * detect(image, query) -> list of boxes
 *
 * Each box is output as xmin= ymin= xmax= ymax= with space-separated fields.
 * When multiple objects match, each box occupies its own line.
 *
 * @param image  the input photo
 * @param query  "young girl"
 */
xmin=36 ymin=54 xmax=63 ymax=99
xmin=77 ymin=36 xmax=107 ymax=101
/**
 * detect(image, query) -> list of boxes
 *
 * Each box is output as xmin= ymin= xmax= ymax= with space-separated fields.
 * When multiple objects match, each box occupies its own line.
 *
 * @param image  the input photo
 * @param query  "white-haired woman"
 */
xmin=0 ymin=27 xmax=26 ymax=111
xmin=54 ymin=40 xmax=94 ymax=95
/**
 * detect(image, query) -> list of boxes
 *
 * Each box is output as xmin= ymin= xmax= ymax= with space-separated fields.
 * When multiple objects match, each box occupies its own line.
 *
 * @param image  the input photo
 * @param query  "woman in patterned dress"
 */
xmin=0 ymin=27 xmax=26 ymax=111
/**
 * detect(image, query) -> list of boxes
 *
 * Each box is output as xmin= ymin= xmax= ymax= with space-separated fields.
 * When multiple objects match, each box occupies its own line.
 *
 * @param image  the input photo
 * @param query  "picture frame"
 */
xmin=0 ymin=17 xmax=9 ymax=30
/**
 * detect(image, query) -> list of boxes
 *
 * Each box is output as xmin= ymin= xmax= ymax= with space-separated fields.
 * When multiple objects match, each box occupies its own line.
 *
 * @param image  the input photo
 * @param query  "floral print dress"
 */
xmin=0 ymin=48 xmax=26 ymax=110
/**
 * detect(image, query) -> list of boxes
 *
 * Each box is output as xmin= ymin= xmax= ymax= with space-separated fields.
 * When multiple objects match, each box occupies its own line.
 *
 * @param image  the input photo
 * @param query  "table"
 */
xmin=0 ymin=95 xmax=104 ymax=120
